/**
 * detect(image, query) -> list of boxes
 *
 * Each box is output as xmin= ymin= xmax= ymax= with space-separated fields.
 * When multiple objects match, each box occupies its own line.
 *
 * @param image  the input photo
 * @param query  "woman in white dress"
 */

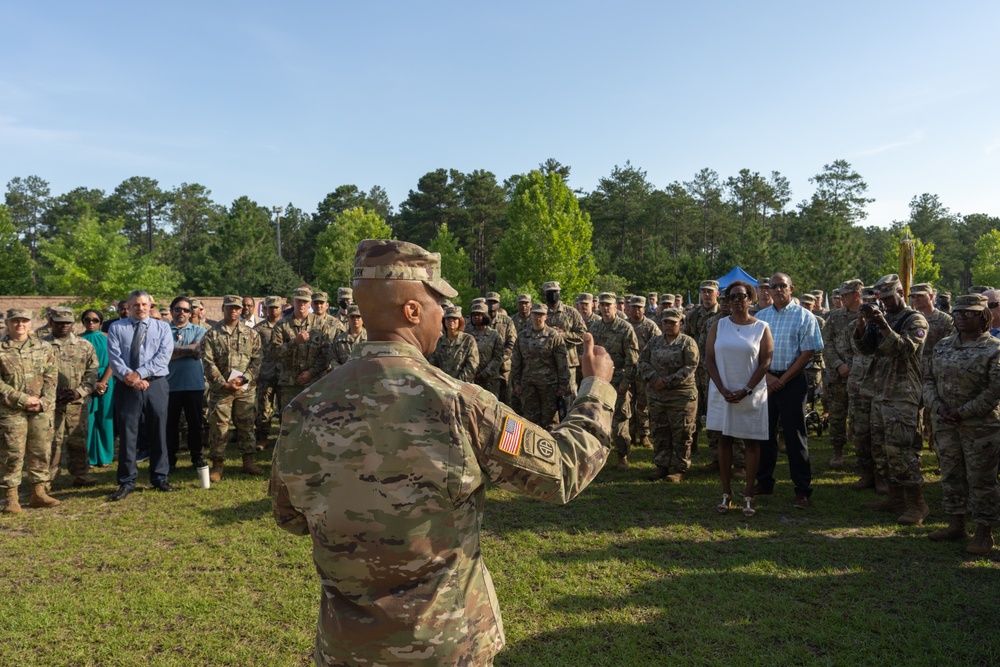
xmin=706 ymin=281 xmax=773 ymax=516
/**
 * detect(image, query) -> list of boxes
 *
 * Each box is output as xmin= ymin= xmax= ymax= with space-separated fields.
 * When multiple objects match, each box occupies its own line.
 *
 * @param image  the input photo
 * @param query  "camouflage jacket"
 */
xmin=853 ymin=307 xmax=927 ymax=404
xmin=42 ymin=333 xmax=98 ymax=406
xmin=921 ymin=309 xmax=955 ymax=361
xmin=511 ymin=312 xmax=531 ymax=334
xmin=923 ymin=332 xmax=1000 ymax=432
xmin=254 ymin=318 xmax=281 ymax=383
xmin=270 ymin=341 xmax=615 ymax=666
xmin=639 ymin=333 xmax=699 ymax=398
xmin=428 ymin=332 xmax=479 ymax=383
xmin=683 ymin=302 xmax=720 ymax=363
xmin=470 ymin=326 xmax=504 ymax=382
xmin=588 ymin=316 xmax=638 ymax=387
xmin=545 ymin=302 xmax=586 ymax=368
xmin=511 ymin=325 xmax=570 ymax=390
xmin=328 ymin=329 xmax=368 ymax=369
xmin=271 ymin=313 xmax=330 ymax=385
xmin=629 ymin=316 xmax=661 ymax=355
xmin=321 ymin=313 xmax=346 ymax=338
xmin=202 ymin=322 xmax=262 ymax=393
xmin=822 ymin=307 xmax=861 ymax=381
xmin=0 ymin=336 xmax=58 ymax=414
xmin=810 ymin=314 xmax=826 ymax=370
xmin=490 ymin=312 xmax=518 ymax=379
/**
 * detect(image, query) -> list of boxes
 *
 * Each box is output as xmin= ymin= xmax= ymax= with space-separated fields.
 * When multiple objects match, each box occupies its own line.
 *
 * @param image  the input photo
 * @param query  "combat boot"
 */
xmin=897 ymin=486 xmax=930 ymax=526
xmin=928 ymin=514 xmax=967 ymax=541
xmin=863 ymin=484 xmax=904 ymax=513
xmin=209 ymin=459 xmax=225 ymax=483
xmin=966 ymin=525 xmax=994 ymax=556
xmin=850 ymin=469 xmax=875 ymax=490
xmin=647 ymin=466 xmax=670 ymax=481
xmin=242 ymin=453 xmax=264 ymax=476
xmin=73 ymin=474 xmax=99 ymax=487
xmin=255 ymin=437 xmax=267 ymax=452
xmin=616 ymin=455 xmax=629 ymax=471
xmin=28 ymin=483 xmax=61 ymax=509
xmin=874 ymin=473 xmax=889 ymax=495
xmin=828 ymin=447 xmax=844 ymax=469
xmin=3 ymin=487 xmax=21 ymax=515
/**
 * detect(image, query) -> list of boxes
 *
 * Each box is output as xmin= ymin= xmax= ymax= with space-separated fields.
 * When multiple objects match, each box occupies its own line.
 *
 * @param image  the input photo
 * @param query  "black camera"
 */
xmin=860 ymin=300 xmax=885 ymax=318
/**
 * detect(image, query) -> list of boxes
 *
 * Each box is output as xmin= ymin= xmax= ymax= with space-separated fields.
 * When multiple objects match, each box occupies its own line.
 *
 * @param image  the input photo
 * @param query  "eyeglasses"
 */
xmin=769 ymin=283 xmax=789 ymax=291
xmin=989 ymin=302 xmax=999 ymax=309
xmin=953 ymin=310 xmax=979 ymax=318
xmin=172 ymin=307 xmax=191 ymax=313
xmin=728 ymin=293 xmax=750 ymax=301
xmin=82 ymin=318 xmax=101 ymax=324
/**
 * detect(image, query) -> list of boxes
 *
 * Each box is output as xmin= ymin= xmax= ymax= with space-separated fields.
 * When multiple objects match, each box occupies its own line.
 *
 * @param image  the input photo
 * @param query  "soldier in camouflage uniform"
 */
xmin=589 ymin=293 xmax=639 ymax=469
xmin=335 ymin=287 xmax=354 ymax=326
xmin=823 ymin=279 xmax=863 ymax=469
xmin=799 ymin=293 xmax=826 ymax=413
xmin=923 ymin=294 xmax=1000 ymax=555
xmin=272 ymin=287 xmax=331 ymax=415
xmin=628 ymin=295 xmax=661 ymax=448
xmin=511 ymin=293 xmax=532 ymax=333
xmin=0 ymin=308 xmax=60 ymax=514
xmin=909 ymin=282 xmax=955 ymax=451
xmin=809 ymin=289 xmax=829 ymax=318
xmin=270 ymin=239 xmax=615 ymax=667
xmin=684 ymin=279 xmax=721 ymax=459
xmin=43 ymin=307 xmax=99 ymax=488
xmin=854 ymin=275 xmax=930 ymax=525
xmin=429 ymin=306 xmax=479 ymax=382
xmin=511 ymin=304 xmax=570 ymax=429
xmin=615 ymin=295 xmax=628 ymax=319
xmin=327 ymin=305 xmax=367 ymax=369
xmin=849 ymin=286 xmax=881 ymax=491
xmin=575 ymin=293 xmax=600 ymax=388
xmin=33 ymin=308 xmax=53 ymax=339
xmin=469 ymin=302 xmax=504 ymax=398
xmin=311 ymin=291 xmax=346 ymax=338
xmin=484 ymin=292 xmax=518 ymax=403
xmin=202 ymin=295 xmax=264 ymax=482
xmin=543 ymin=281 xmax=587 ymax=402
xmin=253 ymin=296 xmax=284 ymax=450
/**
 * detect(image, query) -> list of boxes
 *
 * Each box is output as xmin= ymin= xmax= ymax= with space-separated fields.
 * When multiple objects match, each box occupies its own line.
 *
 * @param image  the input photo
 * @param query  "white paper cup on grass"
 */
xmin=196 ymin=465 xmax=211 ymax=489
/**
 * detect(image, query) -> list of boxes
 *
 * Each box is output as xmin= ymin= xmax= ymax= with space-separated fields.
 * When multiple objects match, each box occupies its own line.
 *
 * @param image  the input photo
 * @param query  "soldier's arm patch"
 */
xmin=498 ymin=415 xmax=524 ymax=456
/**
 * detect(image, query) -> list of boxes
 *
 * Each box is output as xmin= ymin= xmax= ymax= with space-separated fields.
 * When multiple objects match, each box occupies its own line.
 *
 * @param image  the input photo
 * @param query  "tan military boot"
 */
xmin=828 ymin=447 xmax=844 ymax=469
xmin=242 ymin=453 xmax=264 ymax=476
xmin=966 ymin=525 xmax=994 ymax=556
xmin=897 ymin=486 xmax=930 ymax=526
xmin=863 ymin=484 xmax=904 ymax=513
xmin=209 ymin=459 xmax=225 ymax=483
xmin=3 ymin=487 xmax=21 ymax=515
xmin=850 ymin=470 xmax=875 ymax=490
xmin=647 ymin=466 xmax=670 ymax=481
xmin=616 ymin=455 xmax=629 ymax=471
xmin=28 ymin=483 xmax=61 ymax=508
xmin=255 ymin=437 xmax=267 ymax=452
xmin=928 ymin=514 xmax=967 ymax=541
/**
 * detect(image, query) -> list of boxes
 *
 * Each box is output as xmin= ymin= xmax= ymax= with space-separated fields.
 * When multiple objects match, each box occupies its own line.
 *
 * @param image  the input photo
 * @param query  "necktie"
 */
xmin=130 ymin=321 xmax=146 ymax=370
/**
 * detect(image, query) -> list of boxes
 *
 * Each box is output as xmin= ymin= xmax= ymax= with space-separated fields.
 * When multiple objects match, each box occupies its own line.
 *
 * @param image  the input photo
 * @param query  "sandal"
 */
xmin=743 ymin=496 xmax=756 ymax=517
xmin=716 ymin=493 xmax=732 ymax=514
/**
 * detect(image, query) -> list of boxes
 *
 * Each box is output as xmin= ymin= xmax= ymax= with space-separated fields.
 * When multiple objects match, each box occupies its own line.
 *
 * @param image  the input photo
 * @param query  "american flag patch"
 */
xmin=498 ymin=415 xmax=524 ymax=456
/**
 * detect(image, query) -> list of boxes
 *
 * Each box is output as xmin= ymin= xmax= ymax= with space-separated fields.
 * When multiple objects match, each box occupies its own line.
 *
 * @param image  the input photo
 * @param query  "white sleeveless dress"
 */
xmin=706 ymin=317 xmax=769 ymax=440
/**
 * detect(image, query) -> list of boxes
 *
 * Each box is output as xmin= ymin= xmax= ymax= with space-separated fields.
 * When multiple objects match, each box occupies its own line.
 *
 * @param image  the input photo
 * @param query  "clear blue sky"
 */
xmin=3 ymin=1 xmax=998 ymax=226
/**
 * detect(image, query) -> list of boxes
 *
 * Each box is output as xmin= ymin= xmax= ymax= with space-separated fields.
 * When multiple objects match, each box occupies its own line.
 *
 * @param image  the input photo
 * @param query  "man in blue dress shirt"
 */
xmin=107 ymin=289 xmax=175 ymax=500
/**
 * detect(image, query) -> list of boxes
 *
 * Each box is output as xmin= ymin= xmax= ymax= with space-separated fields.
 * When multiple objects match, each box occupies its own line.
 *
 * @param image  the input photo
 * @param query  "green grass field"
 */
xmin=2 ymin=431 xmax=998 ymax=667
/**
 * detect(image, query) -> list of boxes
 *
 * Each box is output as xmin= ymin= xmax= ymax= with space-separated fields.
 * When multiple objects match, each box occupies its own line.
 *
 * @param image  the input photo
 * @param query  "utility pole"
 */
xmin=147 ymin=201 xmax=153 ymax=253
xmin=272 ymin=205 xmax=284 ymax=259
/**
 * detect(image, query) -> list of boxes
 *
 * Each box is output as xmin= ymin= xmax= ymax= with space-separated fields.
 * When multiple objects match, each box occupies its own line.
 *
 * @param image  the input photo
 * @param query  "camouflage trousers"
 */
xmin=871 ymin=399 xmax=923 ymax=487
xmin=565 ymin=368 xmax=579 ymax=404
xmin=610 ymin=387 xmax=633 ymax=458
xmin=629 ymin=377 xmax=649 ymax=443
xmin=649 ymin=394 xmax=696 ymax=472
xmin=805 ymin=367 xmax=822 ymax=409
xmin=208 ymin=390 xmax=257 ymax=459
xmin=255 ymin=377 xmax=279 ymax=441
xmin=0 ymin=411 xmax=53 ymax=488
xmin=933 ymin=422 xmax=1000 ymax=525
xmin=850 ymin=389 xmax=874 ymax=474
xmin=50 ymin=401 xmax=92 ymax=482
xmin=520 ymin=382 xmax=559 ymax=430
xmin=826 ymin=379 xmax=850 ymax=450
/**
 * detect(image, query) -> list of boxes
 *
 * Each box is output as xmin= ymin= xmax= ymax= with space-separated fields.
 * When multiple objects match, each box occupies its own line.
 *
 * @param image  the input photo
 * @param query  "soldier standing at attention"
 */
xmin=272 ymin=287 xmax=329 ymax=414
xmin=511 ymin=293 xmax=532 ymax=333
xmin=253 ymin=296 xmax=284 ymax=450
xmin=327 ymin=305 xmax=367 ymax=370
xmin=511 ymin=304 xmax=570 ymax=429
xmin=44 ymin=307 xmax=99 ymax=488
xmin=627 ymin=295 xmax=661 ymax=448
xmin=335 ymin=287 xmax=354 ymax=326
xmin=428 ymin=306 xmax=479 ymax=383
xmin=202 ymin=295 xmax=263 ymax=482
xmin=542 ymin=281 xmax=587 ymax=402
xmin=468 ymin=302 xmax=505 ymax=398
xmin=311 ymin=291 xmax=345 ymax=337
xmin=684 ymin=280 xmax=721 ymax=456
xmin=575 ymin=293 xmax=599 ymax=388
xmin=589 ymin=293 xmax=639 ymax=469
xmin=909 ymin=282 xmax=955 ymax=451
xmin=484 ymin=292 xmax=517 ymax=403
xmin=849 ymin=287 xmax=882 ymax=492
xmin=750 ymin=278 xmax=772 ymax=314
xmin=822 ymin=279 xmax=863 ymax=469
xmin=1 ymin=308 xmax=59 ymax=513
xmin=798 ymin=293 xmax=826 ymax=413
xmin=271 ymin=240 xmax=615 ymax=666
xmin=616 ymin=295 xmax=628 ymax=319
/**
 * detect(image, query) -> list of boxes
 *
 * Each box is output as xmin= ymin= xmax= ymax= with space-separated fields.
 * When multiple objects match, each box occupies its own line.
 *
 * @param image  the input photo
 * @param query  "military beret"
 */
xmin=353 ymin=239 xmax=458 ymax=299
xmin=470 ymin=302 xmax=488 ymax=314
xmin=530 ymin=303 xmax=548 ymax=315
xmin=598 ymin=292 xmax=616 ymax=304
xmin=222 ymin=294 xmax=242 ymax=308
xmin=264 ymin=296 xmax=283 ymax=308
xmin=337 ymin=287 xmax=353 ymax=299
xmin=516 ymin=293 xmax=531 ymax=303
xmin=347 ymin=304 xmax=361 ymax=316
xmin=799 ymin=294 xmax=816 ymax=305
xmin=648 ymin=292 xmax=658 ymax=299
xmin=630 ymin=296 xmax=646 ymax=307
xmin=840 ymin=279 xmax=864 ymax=293
xmin=873 ymin=274 xmax=901 ymax=297
xmin=542 ymin=281 xmax=561 ymax=292
xmin=485 ymin=291 xmax=501 ymax=302
xmin=311 ymin=291 xmax=329 ymax=303
xmin=6 ymin=308 xmax=31 ymax=320
xmin=661 ymin=308 xmax=683 ymax=321
xmin=576 ymin=293 xmax=593 ymax=304
xmin=292 ymin=287 xmax=313 ymax=301
xmin=953 ymin=294 xmax=988 ymax=311
xmin=443 ymin=306 xmax=463 ymax=319
xmin=189 ymin=299 xmax=204 ymax=308
xmin=969 ymin=285 xmax=994 ymax=295
xmin=50 ymin=306 xmax=75 ymax=323
xmin=699 ymin=280 xmax=719 ymax=291
xmin=909 ymin=283 xmax=933 ymax=296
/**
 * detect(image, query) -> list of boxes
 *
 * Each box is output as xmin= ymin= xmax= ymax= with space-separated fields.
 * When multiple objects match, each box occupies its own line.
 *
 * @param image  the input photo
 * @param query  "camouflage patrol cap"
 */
xmin=516 ymin=293 xmax=531 ymax=303
xmin=541 ymin=281 xmax=560 ymax=292
xmin=337 ymin=287 xmax=353 ymax=299
xmin=311 ymin=291 xmax=329 ymax=303
xmin=831 ymin=288 xmax=842 ymax=297
xmin=598 ymin=292 xmax=616 ymax=304
xmin=661 ymin=308 xmax=683 ymax=321
xmin=616 ymin=295 xmax=626 ymax=304
xmin=757 ymin=277 xmax=770 ymax=287
xmin=809 ymin=289 xmax=824 ymax=298
xmin=264 ymin=296 xmax=283 ymax=308
xmin=471 ymin=297 xmax=486 ymax=305
xmin=292 ymin=287 xmax=313 ymax=302
xmin=648 ymin=292 xmax=658 ymax=299
xmin=443 ymin=306 xmax=463 ymax=319
xmin=799 ymin=293 xmax=816 ymax=305
xmin=531 ymin=303 xmax=548 ymax=315
xmin=6 ymin=308 xmax=31 ymax=320
xmin=953 ymin=294 xmax=988 ymax=311
xmin=485 ymin=291 xmax=501 ymax=302
xmin=347 ymin=304 xmax=361 ymax=316
xmin=50 ymin=306 xmax=75 ymax=323
xmin=939 ymin=292 xmax=952 ymax=300
xmin=840 ymin=279 xmax=864 ymax=293
xmin=861 ymin=286 xmax=878 ymax=299
xmin=470 ymin=302 xmax=488 ymax=315
xmin=159 ymin=307 xmax=169 ymax=317
xmin=969 ymin=285 xmax=994 ymax=295
xmin=699 ymin=280 xmax=719 ymax=291
xmin=353 ymin=239 xmax=458 ymax=299
xmin=189 ymin=299 xmax=204 ymax=309
xmin=660 ymin=294 xmax=675 ymax=305
xmin=222 ymin=295 xmax=242 ymax=308
xmin=909 ymin=283 xmax=934 ymax=296
xmin=630 ymin=296 xmax=646 ymax=308
xmin=873 ymin=274 xmax=901 ymax=297
xmin=576 ymin=293 xmax=594 ymax=304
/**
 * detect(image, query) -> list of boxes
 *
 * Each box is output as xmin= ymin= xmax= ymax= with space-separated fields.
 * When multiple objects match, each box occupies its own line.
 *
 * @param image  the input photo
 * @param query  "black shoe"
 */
xmin=151 ymin=481 xmax=175 ymax=492
xmin=110 ymin=485 xmax=132 ymax=501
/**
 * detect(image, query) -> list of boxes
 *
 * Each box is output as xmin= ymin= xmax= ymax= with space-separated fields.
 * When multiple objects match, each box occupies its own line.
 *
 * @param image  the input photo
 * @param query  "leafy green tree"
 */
xmin=395 ymin=169 xmax=462 ymax=247
xmin=5 ymin=175 xmax=51 ymax=284
xmin=905 ymin=193 xmax=961 ymax=287
xmin=0 ymin=205 xmax=35 ymax=294
xmin=274 ymin=204 xmax=313 ymax=280
xmin=877 ymin=224 xmax=941 ymax=287
xmin=454 ymin=170 xmax=506 ymax=292
xmin=683 ymin=168 xmax=731 ymax=270
xmin=38 ymin=208 xmax=179 ymax=311
xmin=493 ymin=170 xmax=597 ymax=297
xmin=971 ymin=229 xmax=1000 ymax=289
xmin=313 ymin=207 xmax=394 ymax=290
xmin=808 ymin=159 xmax=873 ymax=224
xmin=428 ymin=223 xmax=476 ymax=306
xmin=584 ymin=161 xmax=654 ymax=275
xmin=161 ymin=183 xmax=225 ymax=293
xmin=98 ymin=176 xmax=170 ymax=252
xmin=40 ymin=187 xmax=107 ymax=238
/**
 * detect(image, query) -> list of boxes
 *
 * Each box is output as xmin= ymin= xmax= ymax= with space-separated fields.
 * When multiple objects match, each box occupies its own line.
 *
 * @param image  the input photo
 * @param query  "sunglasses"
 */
xmin=953 ymin=310 xmax=980 ymax=318
xmin=990 ymin=302 xmax=999 ymax=309
xmin=172 ymin=307 xmax=191 ymax=313
xmin=769 ymin=283 xmax=789 ymax=291
xmin=82 ymin=318 xmax=101 ymax=324
xmin=728 ymin=293 xmax=750 ymax=301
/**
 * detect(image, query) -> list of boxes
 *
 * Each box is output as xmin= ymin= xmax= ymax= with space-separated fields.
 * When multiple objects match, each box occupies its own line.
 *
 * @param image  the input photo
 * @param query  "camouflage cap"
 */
xmin=648 ymin=292 xmax=658 ymax=299
xmin=530 ymin=303 xmax=548 ymax=315
xmin=799 ymin=293 xmax=816 ymax=305
xmin=485 ymin=291 xmax=501 ymax=302
xmin=158 ymin=307 xmax=169 ymax=317
xmin=50 ymin=306 xmax=75 ymax=323
xmin=264 ymin=296 xmax=283 ymax=308
xmin=337 ymin=287 xmax=353 ymax=299
xmin=516 ymin=293 xmax=531 ymax=303
xmin=353 ymin=239 xmax=458 ymax=299
xmin=909 ymin=282 xmax=934 ymax=296
xmin=471 ymin=297 xmax=486 ymax=305
xmin=699 ymin=280 xmax=719 ymax=291
xmin=757 ymin=277 xmax=770 ymax=287
xmin=470 ymin=302 xmax=488 ymax=314
xmin=840 ymin=279 xmax=864 ymax=293
xmin=189 ymin=299 xmax=204 ymax=309
xmin=616 ymin=295 xmax=626 ymax=303
xmin=347 ymin=304 xmax=361 ymax=316
xmin=576 ymin=293 xmax=593 ymax=304
xmin=873 ymin=274 xmax=901 ymax=297
xmin=953 ymin=294 xmax=988 ymax=311
xmin=969 ymin=285 xmax=994 ymax=295
xmin=630 ymin=295 xmax=647 ymax=308
xmin=443 ymin=306 xmax=463 ymax=319
xmin=660 ymin=294 xmax=675 ymax=305
xmin=861 ymin=286 xmax=879 ymax=299
xmin=292 ymin=287 xmax=313 ymax=302
xmin=6 ymin=308 xmax=31 ymax=320
xmin=809 ymin=289 xmax=824 ymax=298
xmin=661 ymin=307 xmax=683 ymax=321
xmin=541 ymin=281 xmax=561 ymax=292
xmin=938 ymin=292 xmax=952 ymax=300
xmin=311 ymin=291 xmax=329 ymax=303
xmin=831 ymin=288 xmax=842 ymax=297
xmin=222 ymin=294 xmax=242 ymax=308
xmin=598 ymin=292 xmax=616 ymax=304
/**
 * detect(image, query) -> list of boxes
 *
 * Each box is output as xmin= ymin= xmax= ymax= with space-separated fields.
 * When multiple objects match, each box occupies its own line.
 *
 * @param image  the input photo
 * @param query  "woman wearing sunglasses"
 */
xmin=81 ymin=309 xmax=115 ymax=467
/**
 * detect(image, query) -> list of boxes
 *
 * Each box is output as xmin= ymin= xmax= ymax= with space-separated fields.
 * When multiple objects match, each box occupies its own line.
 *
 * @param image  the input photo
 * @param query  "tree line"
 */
xmin=4 ymin=158 xmax=1000 ymax=312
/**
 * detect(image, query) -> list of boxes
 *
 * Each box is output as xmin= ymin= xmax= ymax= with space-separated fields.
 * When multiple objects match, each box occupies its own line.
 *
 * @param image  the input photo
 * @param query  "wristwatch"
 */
xmin=744 ymin=385 xmax=753 ymax=394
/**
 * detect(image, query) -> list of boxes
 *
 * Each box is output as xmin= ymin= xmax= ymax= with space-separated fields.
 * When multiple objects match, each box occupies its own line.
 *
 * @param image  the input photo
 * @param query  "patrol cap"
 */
xmin=347 ymin=304 xmax=361 ymax=316
xmin=873 ymin=274 xmax=901 ymax=297
xmin=648 ymin=292 xmax=658 ymax=299
xmin=190 ymin=299 xmax=204 ymax=309
xmin=353 ymin=239 xmax=458 ymax=299
xmin=809 ymin=289 xmax=824 ymax=298
xmin=542 ymin=281 xmax=561 ymax=292
xmin=660 ymin=294 xmax=675 ymax=305
xmin=616 ymin=295 xmax=626 ymax=304
xmin=831 ymin=288 xmax=842 ymax=297
xmin=6 ymin=308 xmax=31 ymax=321
xmin=311 ymin=291 xmax=329 ymax=303
xmin=969 ymin=285 xmax=994 ymax=295
xmin=292 ymin=287 xmax=313 ymax=302
xmin=953 ymin=294 xmax=988 ymax=311
xmin=909 ymin=283 xmax=934 ymax=296
xmin=938 ymin=292 xmax=952 ymax=300
xmin=576 ymin=293 xmax=593 ymax=304
xmin=840 ymin=279 xmax=864 ymax=293
xmin=471 ymin=297 xmax=486 ymax=305
xmin=516 ymin=293 xmax=531 ymax=304
xmin=222 ymin=295 xmax=242 ymax=308
xmin=485 ymin=291 xmax=501 ymax=302
xmin=50 ymin=306 xmax=75 ymax=323
xmin=661 ymin=308 xmax=683 ymax=322
xmin=443 ymin=306 xmax=463 ymax=319
xmin=630 ymin=295 xmax=647 ymax=308
xmin=598 ymin=292 xmax=616 ymax=304
xmin=799 ymin=293 xmax=816 ymax=305
xmin=757 ymin=277 xmax=770 ymax=288
xmin=470 ymin=302 xmax=488 ymax=314
xmin=531 ymin=303 xmax=548 ymax=315
xmin=337 ymin=287 xmax=353 ymax=299
xmin=158 ymin=307 xmax=169 ymax=317
xmin=264 ymin=296 xmax=283 ymax=308
xmin=699 ymin=280 xmax=719 ymax=291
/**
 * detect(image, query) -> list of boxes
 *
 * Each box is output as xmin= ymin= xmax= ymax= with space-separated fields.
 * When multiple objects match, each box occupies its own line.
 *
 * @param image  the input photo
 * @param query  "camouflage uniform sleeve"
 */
xmin=502 ymin=319 xmax=517 ymax=361
xmin=201 ymin=330 xmax=226 ymax=391
xmin=482 ymin=333 xmax=504 ymax=379
xmin=822 ymin=313 xmax=843 ymax=370
xmin=40 ymin=346 xmax=58 ymax=413
xmin=457 ymin=335 xmax=479 ymax=383
xmin=269 ymin=465 xmax=310 ymax=536
xmin=245 ymin=329 xmax=262 ymax=386
xmin=471 ymin=375 xmax=615 ymax=504
xmin=637 ymin=340 xmax=656 ymax=384
xmin=308 ymin=325 xmax=331 ymax=378
xmin=562 ymin=309 xmax=586 ymax=349
xmin=957 ymin=344 xmax=1000 ymax=419
xmin=273 ymin=322 xmax=296 ymax=360
xmin=0 ymin=371 xmax=28 ymax=409
xmin=77 ymin=343 xmax=99 ymax=398
xmin=553 ymin=332 xmax=570 ymax=391
xmin=879 ymin=312 xmax=927 ymax=359
xmin=621 ymin=325 xmax=639 ymax=384
xmin=663 ymin=336 xmax=699 ymax=388
xmin=510 ymin=340 xmax=523 ymax=388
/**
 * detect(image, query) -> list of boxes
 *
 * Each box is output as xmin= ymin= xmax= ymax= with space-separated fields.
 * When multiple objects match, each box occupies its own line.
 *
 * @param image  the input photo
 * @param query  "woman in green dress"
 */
xmin=80 ymin=309 xmax=115 ymax=466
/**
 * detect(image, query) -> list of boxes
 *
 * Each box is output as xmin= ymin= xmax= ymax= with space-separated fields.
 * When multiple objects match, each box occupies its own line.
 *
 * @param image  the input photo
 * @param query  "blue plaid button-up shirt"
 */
xmin=755 ymin=302 xmax=823 ymax=371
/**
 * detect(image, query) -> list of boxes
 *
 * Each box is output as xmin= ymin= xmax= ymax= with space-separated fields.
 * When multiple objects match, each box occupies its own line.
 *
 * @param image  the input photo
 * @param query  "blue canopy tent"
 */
xmin=716 ymin=266 xmax=758 ymax=290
